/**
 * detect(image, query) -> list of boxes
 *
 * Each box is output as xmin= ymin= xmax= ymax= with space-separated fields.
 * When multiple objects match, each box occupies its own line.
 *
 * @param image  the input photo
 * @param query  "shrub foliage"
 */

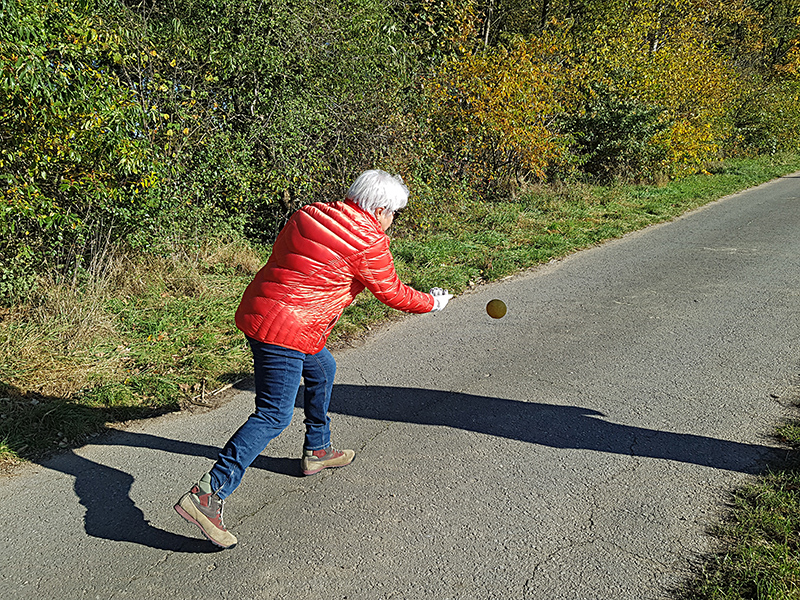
xmin=1 ymin=0 xmax=799 ymax=301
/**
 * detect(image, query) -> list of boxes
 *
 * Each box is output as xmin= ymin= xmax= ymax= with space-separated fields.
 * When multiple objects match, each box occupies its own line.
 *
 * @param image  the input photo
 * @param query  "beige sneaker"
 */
xmin=301 ymin=446 xmax=355 ymax=476
xmin=174 ymin=473 xmax=237 ymax=548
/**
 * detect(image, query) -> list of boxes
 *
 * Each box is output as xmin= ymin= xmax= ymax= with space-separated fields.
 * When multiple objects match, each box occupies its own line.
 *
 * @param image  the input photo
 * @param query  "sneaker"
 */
xmin=174 ymin=473 xmax=237 ymax=548
xmin=301 ymin=446 xmax=355 ymax=476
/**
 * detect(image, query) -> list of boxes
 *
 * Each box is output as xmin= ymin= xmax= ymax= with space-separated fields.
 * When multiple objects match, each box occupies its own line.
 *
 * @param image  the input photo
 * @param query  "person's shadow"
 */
xmin=45 ymin=450 xmax=222 ymax=553
xmin=42 ymin=435 xmax=300 ymax=553
xmin=324 ymin=385 xmax=785 ymax=474
xmin=37 ymin=385 xmax=786 ymax=551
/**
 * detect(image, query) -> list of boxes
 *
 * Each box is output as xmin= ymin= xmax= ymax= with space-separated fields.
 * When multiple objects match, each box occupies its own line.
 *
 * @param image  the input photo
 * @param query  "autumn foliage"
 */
xmin=423 ymin=32 xmax=572 ymax=186
xmin=1 ymin=0 xmax=799 ymax=300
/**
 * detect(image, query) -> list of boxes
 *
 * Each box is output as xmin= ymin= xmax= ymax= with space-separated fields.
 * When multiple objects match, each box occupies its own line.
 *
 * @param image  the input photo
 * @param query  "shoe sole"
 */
xmin=174 ymin=501 xmax=237 ymax=549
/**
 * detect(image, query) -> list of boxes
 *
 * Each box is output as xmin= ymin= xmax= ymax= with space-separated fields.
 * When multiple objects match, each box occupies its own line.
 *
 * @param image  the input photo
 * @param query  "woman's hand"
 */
xmin=429 ymin=288 xmax=454 ymax=312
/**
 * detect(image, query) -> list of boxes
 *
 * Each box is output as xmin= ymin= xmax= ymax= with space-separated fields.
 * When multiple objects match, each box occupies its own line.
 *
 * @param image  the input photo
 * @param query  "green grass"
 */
xmin=2 ymin=153 xmax=800 ymax=467
xmin=382 ymin=154 xmax=800 ymax=293
xmin=0 ymin=243 xmax=260 ymax=461
xmin=680 ymin=415 xmax=800 ymax=599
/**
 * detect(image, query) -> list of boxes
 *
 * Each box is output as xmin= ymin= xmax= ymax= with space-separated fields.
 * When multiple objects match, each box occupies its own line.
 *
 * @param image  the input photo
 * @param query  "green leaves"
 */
xmin=0 ymin=0 xmax=418 ymax=300
xmin=1 ymin=0 xmax=799 ymax=304
xmin=563 ymin=82 xmax=670 ymax=182
xmin=0 ymin=0 xmax=154 ymax=300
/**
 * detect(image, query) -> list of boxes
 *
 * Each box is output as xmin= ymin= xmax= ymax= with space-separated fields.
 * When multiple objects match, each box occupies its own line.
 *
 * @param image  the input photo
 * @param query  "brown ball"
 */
xmin=486 ymin=299 xmax=507 ymax=319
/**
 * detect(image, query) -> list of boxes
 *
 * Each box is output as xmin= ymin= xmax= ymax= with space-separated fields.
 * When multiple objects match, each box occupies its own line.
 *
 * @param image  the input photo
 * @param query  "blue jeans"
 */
xmin=208 ymin=338 xmax=336 ymax=499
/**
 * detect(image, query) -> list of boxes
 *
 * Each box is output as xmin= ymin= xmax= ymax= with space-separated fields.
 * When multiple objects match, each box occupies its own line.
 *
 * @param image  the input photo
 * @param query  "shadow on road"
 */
xmin=325 ymin=385 xmax=783 ymax=475
xmin=39 ymin=385 xmax=784 ymax=551
xmin=40 ymin=435 xmax=300 ymax=552
xmin=44 ymin=450 xmax=222 ymax=553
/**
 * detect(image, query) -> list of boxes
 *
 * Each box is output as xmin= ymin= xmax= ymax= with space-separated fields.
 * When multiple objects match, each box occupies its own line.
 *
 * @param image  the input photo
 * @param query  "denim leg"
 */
xmin=209 ymin=340 xmax=304 ymax=499
xmin=302 ymin=347 xmax=336 ymax=451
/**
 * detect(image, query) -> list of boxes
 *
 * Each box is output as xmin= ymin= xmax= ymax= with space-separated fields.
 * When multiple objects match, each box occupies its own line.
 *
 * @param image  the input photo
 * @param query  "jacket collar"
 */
xmin=344 ymin=199 xmax=387 ymax=238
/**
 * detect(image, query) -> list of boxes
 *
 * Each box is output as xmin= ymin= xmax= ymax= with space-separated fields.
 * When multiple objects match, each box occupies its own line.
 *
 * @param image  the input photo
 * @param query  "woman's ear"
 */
xmin=373 ymin=206 xmax=394 ymax=231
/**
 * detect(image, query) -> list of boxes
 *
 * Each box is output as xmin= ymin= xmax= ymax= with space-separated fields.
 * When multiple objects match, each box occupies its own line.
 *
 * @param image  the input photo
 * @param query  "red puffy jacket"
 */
xmin=235 ymin=200 xmax=434 ymax=354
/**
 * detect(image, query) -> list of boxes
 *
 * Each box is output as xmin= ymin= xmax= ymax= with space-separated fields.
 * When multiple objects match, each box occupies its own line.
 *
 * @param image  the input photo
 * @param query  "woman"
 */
xmin=175 ymin=170 xmax=453 ymax=548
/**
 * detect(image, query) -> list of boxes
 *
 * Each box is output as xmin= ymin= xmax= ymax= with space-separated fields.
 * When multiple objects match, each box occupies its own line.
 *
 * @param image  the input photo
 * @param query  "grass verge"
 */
xmin=678 ymin=397 xmax=800 ymax=600
xmin=1 ymin=153 xmax=800 ymax=468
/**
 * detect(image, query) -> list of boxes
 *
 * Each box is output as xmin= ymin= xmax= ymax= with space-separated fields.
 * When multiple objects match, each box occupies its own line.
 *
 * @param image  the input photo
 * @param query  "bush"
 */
xmin=0 ymin=0 xmax=153 ymax=302
xmin=726 ymin=78 xmax=800 ymax=156
xmin=0 ymin=0 xmax=418 ymax=301
xmin=562 ymin=82 xmax=669 ymax=182
xmin=422 ymin=32 xmax=572 ymax=190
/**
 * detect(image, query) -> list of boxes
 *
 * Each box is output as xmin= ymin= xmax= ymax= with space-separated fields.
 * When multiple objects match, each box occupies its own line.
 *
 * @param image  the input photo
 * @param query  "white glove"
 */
xmin=429 ymin=287 xmax=453 ymax=312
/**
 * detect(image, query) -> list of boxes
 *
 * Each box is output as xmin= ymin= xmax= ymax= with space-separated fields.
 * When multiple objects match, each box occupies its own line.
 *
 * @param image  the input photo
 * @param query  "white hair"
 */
xmin=346 ymin=170 xmax=409 ymax=214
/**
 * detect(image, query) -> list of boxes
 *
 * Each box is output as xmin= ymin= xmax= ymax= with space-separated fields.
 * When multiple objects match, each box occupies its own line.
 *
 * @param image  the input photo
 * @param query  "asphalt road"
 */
xmin=2 ymin=174 xmax=800 ymax=600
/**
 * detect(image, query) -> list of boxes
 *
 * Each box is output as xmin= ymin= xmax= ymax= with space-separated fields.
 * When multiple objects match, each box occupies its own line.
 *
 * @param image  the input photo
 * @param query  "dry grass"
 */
xmin=203 ymin=238 xmax=264 ymax=276
xmin=0 ymin=238 xmax=264 ymax=402
xmin=1 ymin=253 xmax=125 ymax=400
xmin=0 ymin=236 xmax=261 ymax=464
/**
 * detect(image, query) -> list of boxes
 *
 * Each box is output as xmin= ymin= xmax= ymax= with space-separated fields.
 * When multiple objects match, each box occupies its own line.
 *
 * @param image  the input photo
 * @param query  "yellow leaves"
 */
xmin=421 ymin=2 xmax=754 ymax=181
xmin=424 ymin=31 xmax=573 ymax=181
xmin=776 ymin=40 xmax=800 ymax=77
xmin=570 ymin=2 xmax=738 ymax=175
xmin=409 ymin=0 xmax=479 ymax=57
xmin=654 ymin=116 xmax=720 ymax=177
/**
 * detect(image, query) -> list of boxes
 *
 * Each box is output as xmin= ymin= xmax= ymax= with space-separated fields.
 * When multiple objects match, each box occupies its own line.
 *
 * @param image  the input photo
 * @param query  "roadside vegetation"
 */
xmin=679 ymin=404 xmax=800 ymax=600
xmin=3 ymin=0 xmax=800 ymax=596
xmin=2 ymin=152 xmax=799 ymax=465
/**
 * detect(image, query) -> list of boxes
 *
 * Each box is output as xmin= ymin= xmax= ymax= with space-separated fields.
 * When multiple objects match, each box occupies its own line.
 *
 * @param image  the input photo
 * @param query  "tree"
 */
xmin=423 ymin=31 xmax=573 ymax=187
xmin=0 ymin=0 xmax=151 ymax=299
xmin=116 ymin=0 xmax=416 ymax=240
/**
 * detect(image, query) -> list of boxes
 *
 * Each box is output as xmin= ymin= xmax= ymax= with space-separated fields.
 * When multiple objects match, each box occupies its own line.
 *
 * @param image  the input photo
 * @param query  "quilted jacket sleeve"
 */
xmin=354 ymin=236 xmax=434 ymax=314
